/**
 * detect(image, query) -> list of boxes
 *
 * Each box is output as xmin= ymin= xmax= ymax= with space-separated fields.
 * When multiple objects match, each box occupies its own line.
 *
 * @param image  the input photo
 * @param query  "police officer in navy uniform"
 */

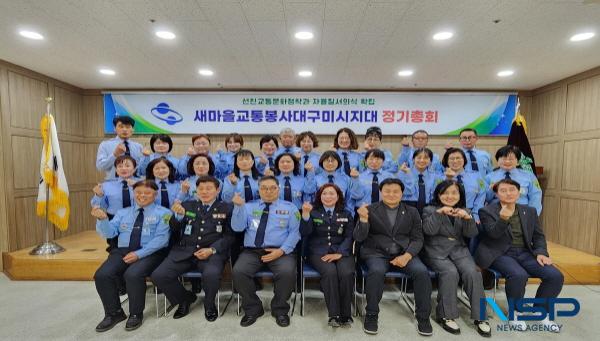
xmin=231 ymin=175 xmax=301 ymax=328
xmin=300 ymin=183 xmax=355 ymax=328
xmin=151 ymin=176 xmax=234 ymax=322
xmin=91 ymin=180 xmax=171 ymax=332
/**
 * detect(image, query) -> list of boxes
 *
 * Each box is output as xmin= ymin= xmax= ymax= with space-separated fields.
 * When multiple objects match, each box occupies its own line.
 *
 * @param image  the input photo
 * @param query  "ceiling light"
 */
xmin=99 ymin=68 xmax=116 ymax=76
xmin=298 ymin=70 xmax=312 ymax=77
xmin=19 ymin=30 xmax=44 ymax=40
xmin=433 ymin=31 xmax=453 ymax=40
xmin=397 ymin=70 xmax=414 ymax=77
xmin=570 ymin=32 xmax=595 ymax=42
xmin=497 ymin=70 xmax=514 ymax=77
xmin=294 ymin=31 xmax=314 ymax=40
xmin=155 ymin=31 xmax=176 ymax=40
xmin=198 ymin=69 xmax=214 ymax=76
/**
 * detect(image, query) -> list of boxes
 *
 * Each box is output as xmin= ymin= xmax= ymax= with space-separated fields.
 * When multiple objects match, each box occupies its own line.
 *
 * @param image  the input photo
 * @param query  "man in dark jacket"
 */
xmin=151 ymin=176 xmax=234 ymax=322
xmin=354 ymin=178 xmax=433 ymax=336
xmin=476 ymin=179 xmax=563 ymax=332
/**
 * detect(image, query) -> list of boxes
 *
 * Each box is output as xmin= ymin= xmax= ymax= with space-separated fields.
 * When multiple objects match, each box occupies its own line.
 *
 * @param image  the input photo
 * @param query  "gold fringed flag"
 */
xmin=36 ymin=107 xmax=70 ymax=231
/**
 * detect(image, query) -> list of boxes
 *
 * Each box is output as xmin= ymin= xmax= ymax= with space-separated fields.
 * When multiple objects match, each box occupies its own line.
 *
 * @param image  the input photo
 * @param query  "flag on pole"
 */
xmin=36 ymin=101 xmax=70 ymax=231
xmin=507 ymin=99 xmax=537 ymax=176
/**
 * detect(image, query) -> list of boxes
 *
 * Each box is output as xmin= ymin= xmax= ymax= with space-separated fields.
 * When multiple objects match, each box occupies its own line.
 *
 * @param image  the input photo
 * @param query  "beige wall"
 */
xmin=0 ymin=61 xmax=101 ymax=267
xmin=523 ymin=66 xmax=600 ymax=256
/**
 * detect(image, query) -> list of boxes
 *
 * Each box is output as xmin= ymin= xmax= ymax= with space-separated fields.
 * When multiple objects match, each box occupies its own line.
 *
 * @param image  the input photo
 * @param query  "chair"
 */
xmin=298 ymin=240 xmax=358 ymax=316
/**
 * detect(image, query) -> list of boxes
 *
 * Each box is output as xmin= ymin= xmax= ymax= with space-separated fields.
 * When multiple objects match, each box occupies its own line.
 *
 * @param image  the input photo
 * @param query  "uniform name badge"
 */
xmin=216 ymin=225 xmax=222 ymax=233
xmin=184 ymin=224 xmax=192 ymax=235
xmin=337 ymin=227 xmax=344 ymax=235
xmin=251 ymin=219 xmax=260 ymax=231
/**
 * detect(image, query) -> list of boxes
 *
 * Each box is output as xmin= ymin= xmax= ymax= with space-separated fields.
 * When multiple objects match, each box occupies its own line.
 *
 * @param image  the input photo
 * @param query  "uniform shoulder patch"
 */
xmin=162 ymin=214 xmax=172 ymax=224
xmin=294 ymin=212 xmax=301 ymax=221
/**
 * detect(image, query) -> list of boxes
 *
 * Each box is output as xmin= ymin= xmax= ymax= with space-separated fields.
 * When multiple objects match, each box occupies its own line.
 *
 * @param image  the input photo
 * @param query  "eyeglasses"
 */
xmin=259 ymin=186 xmax=278 ymax=192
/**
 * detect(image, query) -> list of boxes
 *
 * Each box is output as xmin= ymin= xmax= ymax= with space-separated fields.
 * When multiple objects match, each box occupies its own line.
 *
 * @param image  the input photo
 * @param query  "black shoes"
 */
xmin=95 ymin=310 xmax=127 ymax=332
xmin=125 ymin=313 xmax=143 ymax=331
xmin=474 ymin=320 xmax=492 ymax=337
xmin=173 ymin=292 xmax=197 ymax=319
xmin=274 ymin=314 xmax=290 ymax=327
xmin=240 ymin=310 xmax=265 ymax=327
xmin=204 ymin=307 xmax=218 ymax=322
xmin=417 ymin=317 xmax=433 ymax=336
xmin=363 ymin=313 xmax=378 ymax=334
xmin=437 ymin=317 xmax=460 ymax=334
xmin=328 ymin=316 xmax=341 ymax=327
xmin=340 ymin=316 xmax=353 ymax=327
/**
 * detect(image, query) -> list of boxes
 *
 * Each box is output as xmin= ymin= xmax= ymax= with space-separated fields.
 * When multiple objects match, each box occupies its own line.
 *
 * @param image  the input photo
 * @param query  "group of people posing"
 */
xmin=90 ymin=116 xmax=564 ymax=337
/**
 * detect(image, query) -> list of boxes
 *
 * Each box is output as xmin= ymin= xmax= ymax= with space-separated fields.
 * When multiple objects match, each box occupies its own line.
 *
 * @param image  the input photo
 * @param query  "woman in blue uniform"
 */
xmin=296 ymin=131 xmax=322 ymax=176
xmin=178 ymin=153 xmax=221 ymax=202
xmin=221 ymin=149 xmax=261 ymax=203
xmin=138 ymin=134 xmax=180 ymax=178
xmin=334 ymin=128 xmax=363 ymax=176
xmin=314 ymin=151 xmax=362 ymax=213
xmin=361 ymin=126 xmax=398 ymax=174
xmin=355 ymin=149 xmax=396 ymax=208
xmin=440 ymin=148 xmax=486 ymax=223
xmin=273 ymin=152 xmax=316 ymax=209
xmin=145 ymin=157 xmax=181 ymax=209
xmin=398 ymin=148 xmax=438 ymax=216
xmin=255 ymin=135 xmax=279 ymax=175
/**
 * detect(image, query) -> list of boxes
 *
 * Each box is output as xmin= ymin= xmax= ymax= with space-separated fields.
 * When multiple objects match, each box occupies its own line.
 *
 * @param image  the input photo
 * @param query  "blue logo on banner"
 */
xmin=150 ymin=102 xmax=183 ymax=125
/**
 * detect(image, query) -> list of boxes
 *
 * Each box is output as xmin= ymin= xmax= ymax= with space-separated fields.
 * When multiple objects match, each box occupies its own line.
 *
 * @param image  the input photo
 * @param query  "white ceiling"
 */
xmin=1 ymin=0 xmax=599 ymax=90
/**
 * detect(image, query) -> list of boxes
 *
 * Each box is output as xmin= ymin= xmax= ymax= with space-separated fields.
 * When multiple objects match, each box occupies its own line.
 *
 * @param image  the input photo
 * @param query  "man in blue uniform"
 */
xmin=231 ymin=176 xmax=301 ymax=327
xmin=96 ymin=116 xmax=143 ymax=179
xmin=91 ymin=180 xmax=171 ymax=332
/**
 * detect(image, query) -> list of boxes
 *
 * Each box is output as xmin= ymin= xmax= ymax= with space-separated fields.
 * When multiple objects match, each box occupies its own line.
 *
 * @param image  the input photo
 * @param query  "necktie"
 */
xmin=244 ymin=175 xmax=253 ymax=201
xmin=456 ymin=174 xmax=463 ymax=185
xmin=202 ymin=204 xmax=210 ymax=214
xmin=417 ymin=174 xmax=426 ymax=213
xmin=371 ymin=172 xmax=379 ymax=203
xmin=284 ymin=176 xmax=292 ymax=202
xmin=327 ymin=174 xmax=334 ymax=184
xmin=342 ymin=152 xmax=350 ymax=176
xmin=285 ymin=148 xmax=291 ymax=153
xmin=122 ymin=180 xmax=131 ymax=208
xmin=504 ymin=171 xmax=512 ymax=180
xmin=468 ymin=150 xmax=479 ymax=172
xmin=128 ymin=208 xmax=144 ymax=251
xmin=254 ymin=203 xmax=271 ymax=247
xmin=268 ymin=157 xmax=274 ymax=169
xmin=123 ymin=140 xmax=130 ymax=156
xmin=303 ymin=155 xmax=309 ymax=177
xmin=326 ymin=210 xmax=333 ymax=221
xmin=160 ymin=181 xmax=169 ymax=208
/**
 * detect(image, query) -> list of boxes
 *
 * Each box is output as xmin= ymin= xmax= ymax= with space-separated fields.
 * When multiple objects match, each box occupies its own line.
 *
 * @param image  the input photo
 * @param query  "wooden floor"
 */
xmin=2 ymin=230 xmax=600 ymax=284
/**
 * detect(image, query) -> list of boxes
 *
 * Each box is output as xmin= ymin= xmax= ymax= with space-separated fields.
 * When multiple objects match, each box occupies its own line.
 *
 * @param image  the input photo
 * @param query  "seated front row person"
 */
xmin=421 ymin=180 xmax=490 ymax=337
xmin=353 ymin=178 xmax=433 ymax=336
xmin=91 ymin=180 xmax=171 ymax=332
xmin=151 ymin=176 xmax=234 ymax=322
xmin=476 ymin=179 xmax=563 ymax=333
xmin=231 ymin=176 xmax=301 ymax=328
xmin=300 ymin=184 xmax=355 ymax=328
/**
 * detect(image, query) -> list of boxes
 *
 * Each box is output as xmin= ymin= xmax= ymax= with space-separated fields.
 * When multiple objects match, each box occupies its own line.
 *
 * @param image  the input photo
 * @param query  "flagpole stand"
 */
xmin=30 ymin=96 xmax=66 ymax=255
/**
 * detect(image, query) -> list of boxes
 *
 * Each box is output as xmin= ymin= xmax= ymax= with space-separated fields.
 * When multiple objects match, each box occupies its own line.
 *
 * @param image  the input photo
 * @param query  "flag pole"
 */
xmin=30 ymin=97 xmax=65 ymax=255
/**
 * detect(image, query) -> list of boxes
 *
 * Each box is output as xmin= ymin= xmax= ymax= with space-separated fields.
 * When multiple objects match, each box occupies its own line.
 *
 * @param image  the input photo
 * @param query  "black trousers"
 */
xmin=232 ymin=249 xmax=296 ymax=316
xmin=363 ymin=255 xmax=432 ymax=319
xmin=308 ymin=254 xmax=355 ymax=318
xmin=491 ymin=247 xmax=564 ymax=312
xmin=151 ymin=253 xmax=227 ymax=310
xmin=94 ymin=248 xmax=165 ymax=315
